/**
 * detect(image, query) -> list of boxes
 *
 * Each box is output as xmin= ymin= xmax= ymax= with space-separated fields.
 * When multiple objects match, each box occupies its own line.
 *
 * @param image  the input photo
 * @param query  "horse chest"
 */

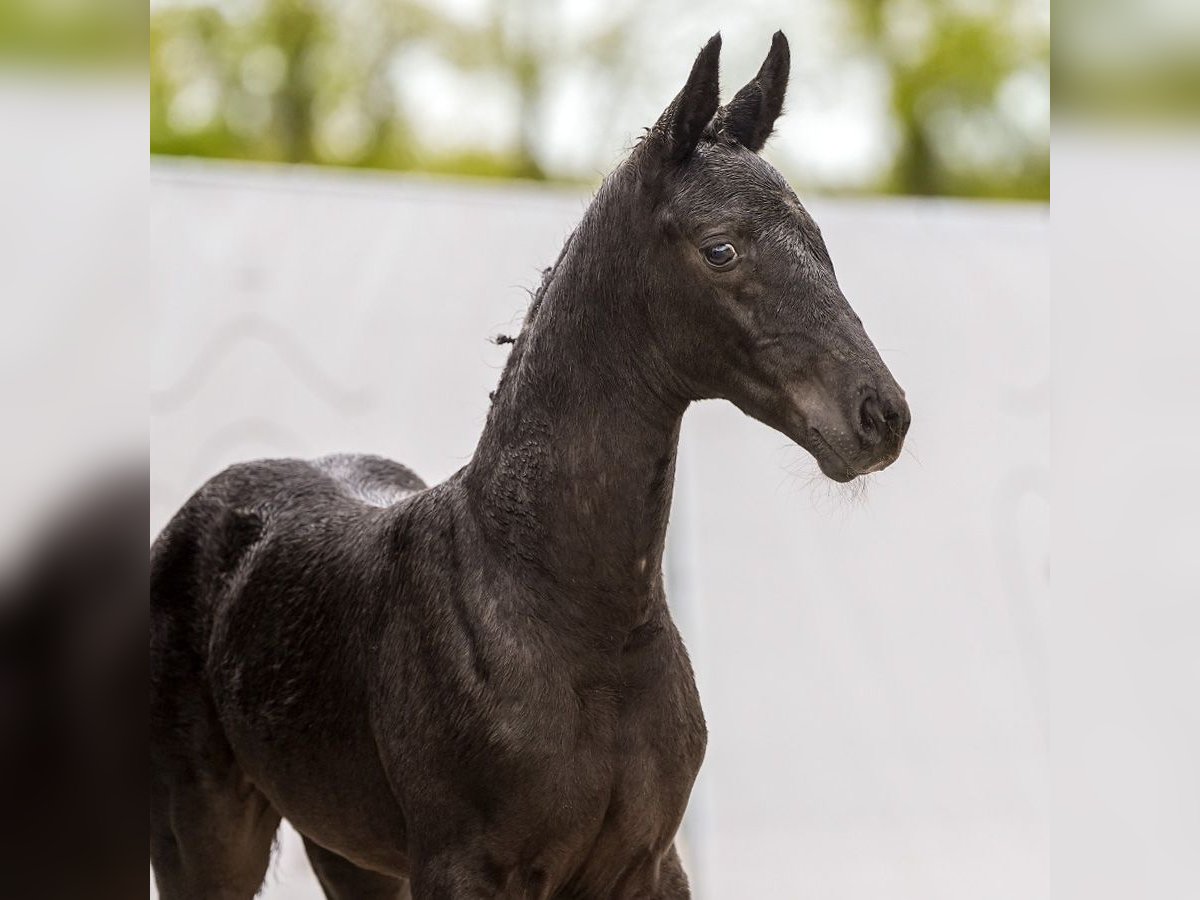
xmin=476 ymin=647 xmax=706 ymax=893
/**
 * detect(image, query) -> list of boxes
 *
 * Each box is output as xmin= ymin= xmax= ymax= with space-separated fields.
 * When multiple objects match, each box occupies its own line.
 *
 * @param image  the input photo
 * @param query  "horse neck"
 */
xmin=464 ymin=187 xmax=688 ymax=632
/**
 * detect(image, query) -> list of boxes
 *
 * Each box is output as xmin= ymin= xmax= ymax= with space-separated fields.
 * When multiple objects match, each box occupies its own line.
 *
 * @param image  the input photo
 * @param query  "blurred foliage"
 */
xmin=1054 ymin=0 xmax=1200 ymax=122
xmin=0 ymin=0 xmax=143 ymax=66
xmin=150 ymin=0 xmax=1048 ymax=200
xmin=150 ymin=0 xmax=635 ymax=180
xmin=845 ymin=0 xmax=1048 ymax=198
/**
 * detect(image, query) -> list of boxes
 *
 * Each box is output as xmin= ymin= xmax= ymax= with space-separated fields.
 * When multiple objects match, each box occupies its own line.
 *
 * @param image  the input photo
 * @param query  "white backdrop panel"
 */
xmin=151 ymin=160 xmax=1048 ymax=900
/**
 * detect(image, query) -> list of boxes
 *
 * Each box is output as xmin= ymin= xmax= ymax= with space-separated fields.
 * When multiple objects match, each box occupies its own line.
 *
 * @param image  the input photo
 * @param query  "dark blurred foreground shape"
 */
xmin=0 ymin=466 xmax=147 ymax=900
xmin=0 ymin=0 xmax=145 ymax=885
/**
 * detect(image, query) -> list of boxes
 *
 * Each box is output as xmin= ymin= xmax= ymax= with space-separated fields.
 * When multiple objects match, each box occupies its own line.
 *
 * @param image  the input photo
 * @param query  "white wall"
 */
xmin=151 ymin=160 xmax=1048 ymax=900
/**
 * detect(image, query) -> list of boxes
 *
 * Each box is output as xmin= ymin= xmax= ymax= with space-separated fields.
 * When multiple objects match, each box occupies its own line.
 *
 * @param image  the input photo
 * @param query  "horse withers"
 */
xmin=150 ymin=32 xmax=909 ymax=900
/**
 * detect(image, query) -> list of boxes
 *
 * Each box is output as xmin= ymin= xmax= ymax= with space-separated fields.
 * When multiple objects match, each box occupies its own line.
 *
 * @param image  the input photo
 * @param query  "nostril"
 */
xmin=857 ymin=395 xmax=884 ymax=442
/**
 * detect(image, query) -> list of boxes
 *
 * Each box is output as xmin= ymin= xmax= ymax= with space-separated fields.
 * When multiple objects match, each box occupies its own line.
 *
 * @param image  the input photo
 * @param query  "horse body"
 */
xmin=154 ymin=447 xmax=704 ymax=897
xmin=152 ymin=32 xmax=910 ymax=899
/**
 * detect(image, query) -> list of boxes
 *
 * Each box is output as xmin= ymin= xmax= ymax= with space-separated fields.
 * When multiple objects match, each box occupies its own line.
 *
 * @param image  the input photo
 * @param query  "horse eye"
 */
xmin=702 ymin=242 xmax=738 ymax=269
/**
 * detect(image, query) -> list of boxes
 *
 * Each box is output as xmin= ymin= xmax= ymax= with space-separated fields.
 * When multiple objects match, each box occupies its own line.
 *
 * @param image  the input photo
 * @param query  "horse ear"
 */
xmin=723 ymin=31 xmax=790 ymax=153
xmin=646 ymin=33 xmax=722 ymax=166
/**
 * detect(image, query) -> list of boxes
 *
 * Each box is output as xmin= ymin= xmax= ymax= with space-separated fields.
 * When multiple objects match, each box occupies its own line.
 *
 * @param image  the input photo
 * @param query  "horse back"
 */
xmin=150 ymin=452 xmax=426 ymax=635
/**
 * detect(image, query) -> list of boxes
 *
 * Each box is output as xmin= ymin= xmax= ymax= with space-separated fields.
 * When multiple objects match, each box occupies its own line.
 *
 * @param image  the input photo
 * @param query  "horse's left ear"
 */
xmin=723 ymin=31 xmax=790 ymax=153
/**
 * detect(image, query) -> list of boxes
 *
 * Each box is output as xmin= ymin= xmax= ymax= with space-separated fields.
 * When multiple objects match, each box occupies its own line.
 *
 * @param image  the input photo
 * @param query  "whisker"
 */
xmin=774 ymin=443 xmax=878 ymax=516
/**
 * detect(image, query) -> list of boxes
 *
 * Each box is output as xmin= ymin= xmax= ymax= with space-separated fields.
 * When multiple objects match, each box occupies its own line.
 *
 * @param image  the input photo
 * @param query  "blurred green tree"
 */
xmin=152 ymin=0 xmax=411 ymax=169
xmin=843 ymin=0 xmax=1049 ymax=199
xmin=150 ymin=0 xmax=639 ymax=179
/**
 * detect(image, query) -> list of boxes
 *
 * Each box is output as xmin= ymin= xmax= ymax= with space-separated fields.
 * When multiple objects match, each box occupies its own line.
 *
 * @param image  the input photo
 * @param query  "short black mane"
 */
xmin=487 ymin=225 xmax=576 ymax=406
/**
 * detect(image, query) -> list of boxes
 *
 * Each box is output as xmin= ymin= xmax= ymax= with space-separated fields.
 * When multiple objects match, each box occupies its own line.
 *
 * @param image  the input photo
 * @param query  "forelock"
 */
xmin=671 ymin=140 xmax=798 ymax=221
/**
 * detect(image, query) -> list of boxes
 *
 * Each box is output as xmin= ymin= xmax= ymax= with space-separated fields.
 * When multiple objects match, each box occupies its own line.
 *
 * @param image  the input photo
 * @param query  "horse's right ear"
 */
xmin=641 ymin=34 xmax=722 ymax=169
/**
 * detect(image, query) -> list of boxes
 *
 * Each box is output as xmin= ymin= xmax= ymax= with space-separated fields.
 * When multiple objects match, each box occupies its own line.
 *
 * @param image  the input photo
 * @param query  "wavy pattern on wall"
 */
xmin=152 ymin=314 xmax=377 ymax=415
